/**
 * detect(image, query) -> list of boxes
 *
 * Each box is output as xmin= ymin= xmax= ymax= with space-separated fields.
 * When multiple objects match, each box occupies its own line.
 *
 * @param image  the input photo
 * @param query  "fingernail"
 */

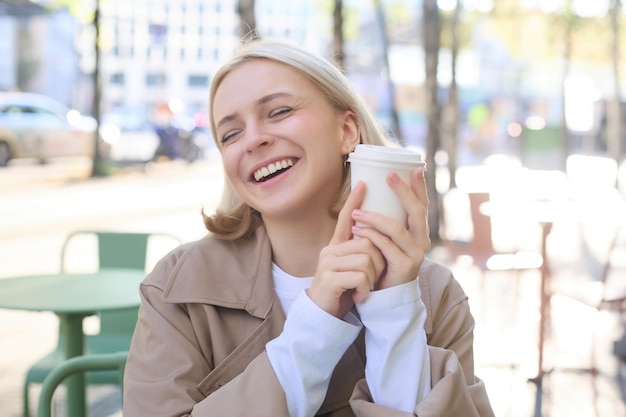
xmin=353 ymin=181 xmax=366 ymax=191
xmin=352 ymin=209 xmax=364 ymax=218
xmin=388 ymin=172 xmax=400 ymax=184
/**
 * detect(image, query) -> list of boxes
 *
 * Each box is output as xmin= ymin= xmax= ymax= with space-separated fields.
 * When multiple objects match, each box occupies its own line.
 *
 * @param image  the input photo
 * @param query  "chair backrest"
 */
xmin=97 ymin=232 xmax=150 ymax=270
xmin=37 ymin=352 xmax=128 ymax=417
xmin=602 ymin=224 xmax=626 ymax=287
xmin=467 ymin=192 xmax=495 ymax=255
xmin=60 ymin=230 xmax=182 ymax=336
xmin=60 ymin=230 xmax=182 ymax=273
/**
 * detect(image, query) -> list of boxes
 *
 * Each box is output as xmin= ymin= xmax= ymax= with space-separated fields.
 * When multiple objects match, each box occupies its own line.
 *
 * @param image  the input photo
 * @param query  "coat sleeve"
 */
xmin=349 ymin=269 xmax=495 ymax=417
xmin=122 ymin=260 xmax=290 ymax=417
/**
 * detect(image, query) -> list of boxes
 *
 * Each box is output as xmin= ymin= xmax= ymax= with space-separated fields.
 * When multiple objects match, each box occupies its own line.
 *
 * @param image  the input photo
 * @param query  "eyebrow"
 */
xmin=215 ymin=91 xmax=294 ymax=130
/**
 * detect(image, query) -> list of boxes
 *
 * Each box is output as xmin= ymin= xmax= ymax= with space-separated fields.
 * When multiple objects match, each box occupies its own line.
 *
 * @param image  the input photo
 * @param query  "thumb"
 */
xmin=330 ymin=181 xmax=367 ymax=244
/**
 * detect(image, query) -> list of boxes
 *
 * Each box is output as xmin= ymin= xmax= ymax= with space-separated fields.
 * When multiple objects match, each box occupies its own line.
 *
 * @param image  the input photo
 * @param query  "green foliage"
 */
xmin=384 ymin=0 xmax=412 ymax=24
xmin=470 ymin=1 xmax=621 ymax=68
xmin=315 ymin=0 xmax=368 ymax=42
xmin=49 ymin=0 xmax=96 ymax=23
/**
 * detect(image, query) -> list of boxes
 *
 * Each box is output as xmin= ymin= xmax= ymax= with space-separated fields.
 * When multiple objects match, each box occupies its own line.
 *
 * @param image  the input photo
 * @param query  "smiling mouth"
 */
xmin=253 ymin=159 xmax=295 ymax=182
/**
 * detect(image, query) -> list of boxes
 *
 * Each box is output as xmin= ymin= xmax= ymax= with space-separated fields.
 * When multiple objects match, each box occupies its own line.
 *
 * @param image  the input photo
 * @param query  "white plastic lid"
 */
xmin=348 ymin=144 xmax=424 ymax=168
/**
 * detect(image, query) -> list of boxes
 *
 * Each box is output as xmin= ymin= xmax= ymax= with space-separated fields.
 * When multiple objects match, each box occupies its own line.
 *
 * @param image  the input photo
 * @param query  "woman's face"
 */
xmin=212 ymin=59 xmax=358 ymax=222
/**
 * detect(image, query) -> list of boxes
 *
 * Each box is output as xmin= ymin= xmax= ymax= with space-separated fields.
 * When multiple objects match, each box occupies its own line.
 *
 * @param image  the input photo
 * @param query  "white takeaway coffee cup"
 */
xmin=348 ymin=144 xmax=425 ymax=226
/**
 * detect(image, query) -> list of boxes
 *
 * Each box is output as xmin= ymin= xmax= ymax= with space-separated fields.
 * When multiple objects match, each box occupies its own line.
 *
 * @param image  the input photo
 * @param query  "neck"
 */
xmin=264 ymin=213 xmax=336 ymax=278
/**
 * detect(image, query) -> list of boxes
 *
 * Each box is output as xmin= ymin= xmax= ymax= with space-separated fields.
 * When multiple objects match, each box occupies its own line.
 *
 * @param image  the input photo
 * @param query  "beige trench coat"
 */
xmin=123 ymin=225 xmax=495 ymax=417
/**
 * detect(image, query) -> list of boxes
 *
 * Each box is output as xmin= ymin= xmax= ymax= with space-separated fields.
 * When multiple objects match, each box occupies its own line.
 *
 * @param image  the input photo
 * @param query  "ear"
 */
xmin=339 ymin=111 xmax=360 ymax=155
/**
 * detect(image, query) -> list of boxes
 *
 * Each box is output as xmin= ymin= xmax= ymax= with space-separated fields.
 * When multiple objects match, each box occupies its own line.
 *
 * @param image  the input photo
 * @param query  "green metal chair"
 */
xmin=23 ymin=230 xmax=181 ymax=417
xmin=37 ymin=351 xmax=128 ymax=417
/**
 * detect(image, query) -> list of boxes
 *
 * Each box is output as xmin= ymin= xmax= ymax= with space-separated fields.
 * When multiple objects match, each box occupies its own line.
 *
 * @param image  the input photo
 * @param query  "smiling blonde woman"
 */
xmin=124 ymin=39 xmax=495 ymax=417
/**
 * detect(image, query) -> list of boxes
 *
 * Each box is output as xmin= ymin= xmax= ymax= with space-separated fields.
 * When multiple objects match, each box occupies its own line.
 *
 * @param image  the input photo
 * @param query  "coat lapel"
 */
xmin=161 ymin=226 xmax=276 ymax=319
xmin=160 ymin=225 xmax=368 ymax=412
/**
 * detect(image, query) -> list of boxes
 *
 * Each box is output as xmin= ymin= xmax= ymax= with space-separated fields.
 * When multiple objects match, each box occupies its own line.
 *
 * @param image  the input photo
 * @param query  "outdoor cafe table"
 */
xmin=0 ymin=268 xmax=145 ymax=417
xmin=479 ymin=198 xmax=560 ymax=384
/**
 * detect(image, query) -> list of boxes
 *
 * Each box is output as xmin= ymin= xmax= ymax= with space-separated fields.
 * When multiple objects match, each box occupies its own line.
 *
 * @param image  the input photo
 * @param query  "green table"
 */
xmin=0 ymin=269 xmax=145 ymax=417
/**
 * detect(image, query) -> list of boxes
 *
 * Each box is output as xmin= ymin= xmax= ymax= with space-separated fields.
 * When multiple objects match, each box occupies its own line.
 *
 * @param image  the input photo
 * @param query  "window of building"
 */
xmin=110 ymin=73 xmax=125 ymax=85
xmin=149 ymin=23 xmax=168 ymax=45
xmin=146 ymin=73 xmax=166 ymax=87
xmin=188 ymin=75 xmax=208 ymax=87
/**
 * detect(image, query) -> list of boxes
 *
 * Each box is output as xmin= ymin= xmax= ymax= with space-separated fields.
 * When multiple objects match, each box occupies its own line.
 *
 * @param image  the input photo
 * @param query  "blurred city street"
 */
xmin=0 ymin=156 xmax=223 ymax=417
xmin=0 ymin=154 xmax=625 ymax=417
xmin=2 ymin=1 xmax=626 ymax=416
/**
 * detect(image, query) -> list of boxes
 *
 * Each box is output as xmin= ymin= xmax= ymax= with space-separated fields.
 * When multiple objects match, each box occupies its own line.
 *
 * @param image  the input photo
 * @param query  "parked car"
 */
xmin=100 ymin=106 xmax=159 ymax=162
xmin=101 ymin=106 xmax=206 ymax=163
xmin=0 ymin=92 xmax=97 ymax=167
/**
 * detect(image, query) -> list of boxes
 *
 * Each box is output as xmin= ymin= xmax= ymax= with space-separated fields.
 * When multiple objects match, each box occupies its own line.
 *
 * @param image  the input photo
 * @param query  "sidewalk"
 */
xmin=1 ymin=157 xmax=625 ymax=417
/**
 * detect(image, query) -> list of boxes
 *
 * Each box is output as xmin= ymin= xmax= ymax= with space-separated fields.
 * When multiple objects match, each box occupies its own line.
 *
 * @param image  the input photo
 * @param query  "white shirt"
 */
xmin=266 ymin=263 xmax=431 ymax=417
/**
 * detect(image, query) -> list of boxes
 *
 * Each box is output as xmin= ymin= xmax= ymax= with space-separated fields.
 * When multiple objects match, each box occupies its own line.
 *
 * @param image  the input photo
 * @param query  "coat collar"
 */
xmin=161 ymin=225 xmax=276 ymax=320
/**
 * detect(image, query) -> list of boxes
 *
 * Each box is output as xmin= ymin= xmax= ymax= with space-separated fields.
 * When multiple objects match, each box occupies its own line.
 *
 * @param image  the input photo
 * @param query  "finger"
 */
xmin=352 ymin=199 xmax=428 ymax=260
xmin=331 ymin=181 xmax=366 ymax=244
xmin=331 ymin=231 xmax=386 ymax=279
xmin=408 ymin=168 xmax=430 ymax=247
xmin=352 ymin=278 xmax=372 ymax=304
xmin=349 ymin=223 xmax=390 ymax=272
xmin=410 ymin=168 xmax=429 ymax=208
xmin=354 ymin=219 xmax=414 ymax=275
xmin=385 ymin=170 xmax=429 ymax=248
xmin=352 ymin=218 xmax=423 ymax=290
xmin=309 ymin=269 xmax=373 ymax=315
xmin=386 ymin=171 xmax=420 ymax=217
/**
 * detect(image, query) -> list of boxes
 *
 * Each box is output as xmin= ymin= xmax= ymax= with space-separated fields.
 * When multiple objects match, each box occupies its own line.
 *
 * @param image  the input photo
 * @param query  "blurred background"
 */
xmin=1 ymin=1 xmax=626 ymax=417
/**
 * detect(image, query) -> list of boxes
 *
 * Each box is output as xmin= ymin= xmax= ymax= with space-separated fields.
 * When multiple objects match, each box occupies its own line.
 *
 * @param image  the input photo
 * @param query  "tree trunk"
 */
xmin=559 ymin=1 xmax=573 ymax=171
xmin=422 ymin=0 xmax=442 ymax=242
xmin=373 ymin=0 xmax=403 ymax=145
xmin=608 ymin=0 xmax=623 ymax=177
xmin=443 ymin=0 xmax=461 ymax=189
xmin=332 ymin=0 xmax=344 ymax=69
xmin=237 ymin=0 xmax=258 ymax=40
xmin=91 ymin=0 xmax=103 ymax=177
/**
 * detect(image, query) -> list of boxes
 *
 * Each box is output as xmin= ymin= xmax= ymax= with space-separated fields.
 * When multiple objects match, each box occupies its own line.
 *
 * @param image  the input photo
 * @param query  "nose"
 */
xmin=243 ymin=124 xmax=274 ymax=153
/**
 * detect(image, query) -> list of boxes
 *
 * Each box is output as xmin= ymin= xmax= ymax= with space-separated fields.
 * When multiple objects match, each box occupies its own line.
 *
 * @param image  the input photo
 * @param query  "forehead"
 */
xmin=213 ymin=60 xmax=314 ymax=109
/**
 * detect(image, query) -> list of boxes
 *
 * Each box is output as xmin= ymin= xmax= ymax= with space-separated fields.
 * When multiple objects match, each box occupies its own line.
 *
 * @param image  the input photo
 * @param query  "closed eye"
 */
xmin=221 ymin=130 xmax=241 ymax=144
xmin=270 ymin=107 xmax=292 ymax=117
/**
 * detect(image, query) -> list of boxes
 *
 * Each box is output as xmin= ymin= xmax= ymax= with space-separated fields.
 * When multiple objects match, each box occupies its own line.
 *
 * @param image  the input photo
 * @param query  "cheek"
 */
xmin=220 ymin=149 xmax=242 ymax=182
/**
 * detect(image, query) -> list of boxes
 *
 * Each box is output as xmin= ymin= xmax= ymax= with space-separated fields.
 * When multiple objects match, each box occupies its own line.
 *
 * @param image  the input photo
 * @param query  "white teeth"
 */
xmin=254 ymin=159 xmax=294 ymax=182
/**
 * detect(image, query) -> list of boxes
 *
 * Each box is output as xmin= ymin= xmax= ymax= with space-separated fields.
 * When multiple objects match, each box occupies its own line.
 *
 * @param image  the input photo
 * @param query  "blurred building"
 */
xmin=0 ymin=17 xmax=16 ymax=90
xmin=0 ymin=0 xmax=52 ymax=92
xmin=98 ymin=0 xmax=317 ymax=117
xmin=0 ymin=5 xmax=81 ymax=111
xmin=1 ymin=0 xmax=319 ymax=116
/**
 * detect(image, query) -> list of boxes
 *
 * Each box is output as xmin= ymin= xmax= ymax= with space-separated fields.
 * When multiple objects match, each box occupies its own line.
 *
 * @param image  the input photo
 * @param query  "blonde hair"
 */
xmin=203 ymin=39 xmax=392 ymax=241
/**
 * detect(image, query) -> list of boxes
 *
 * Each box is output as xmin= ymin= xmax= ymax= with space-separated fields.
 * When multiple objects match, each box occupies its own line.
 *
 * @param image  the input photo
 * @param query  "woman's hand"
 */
xmin=351 ymin=167 xmax=430 ymax=290
xmin=308 ymin=182 xmax=386 ymax=319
